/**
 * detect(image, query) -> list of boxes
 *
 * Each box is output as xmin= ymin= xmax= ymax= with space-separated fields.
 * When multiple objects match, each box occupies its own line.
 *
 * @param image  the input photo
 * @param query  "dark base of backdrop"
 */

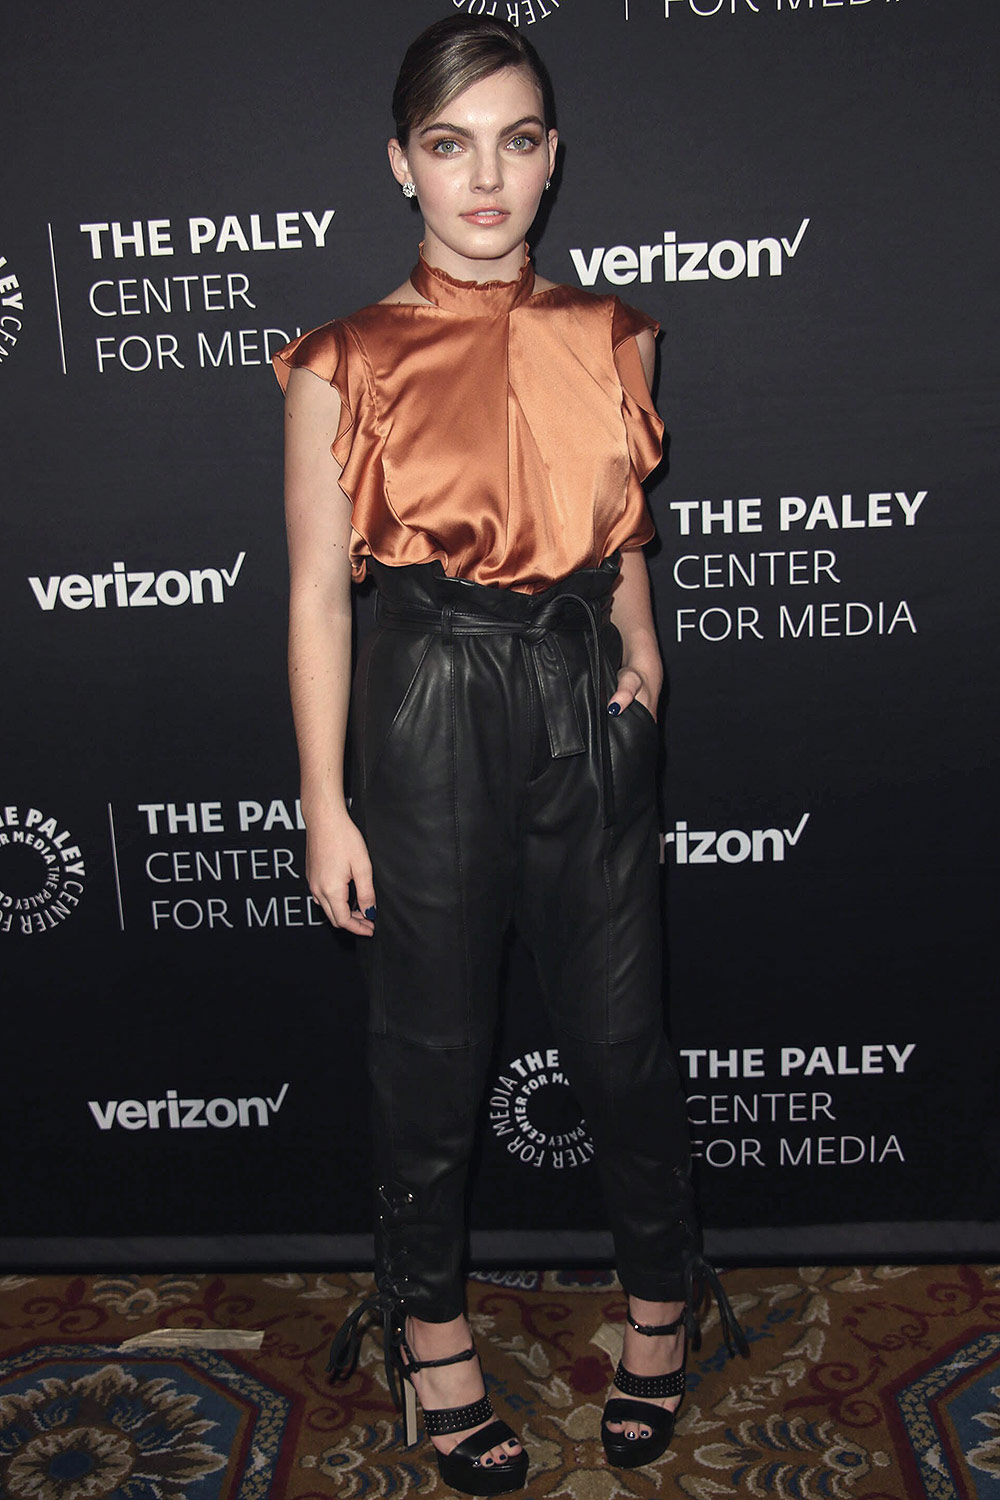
xmin=2 ymin=1224 xmax=998 ymax=1273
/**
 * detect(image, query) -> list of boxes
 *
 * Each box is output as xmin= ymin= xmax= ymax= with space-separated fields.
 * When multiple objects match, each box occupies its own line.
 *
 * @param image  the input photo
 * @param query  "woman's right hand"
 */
xmin=305 ymin=808 xmax=377 ymax=936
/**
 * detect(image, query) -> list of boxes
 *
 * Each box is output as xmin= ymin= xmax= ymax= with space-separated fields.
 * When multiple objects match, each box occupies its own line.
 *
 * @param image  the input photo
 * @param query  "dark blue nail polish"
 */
xmin=607 ymin=702 xmax=621 ymax=717
xmin=364 ymin=906 xmax=377 ymax=920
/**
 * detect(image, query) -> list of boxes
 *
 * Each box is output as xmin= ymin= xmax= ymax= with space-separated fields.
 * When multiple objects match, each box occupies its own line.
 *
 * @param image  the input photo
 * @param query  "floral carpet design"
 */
xmin=0 ymin=1362 xmax=226 ymax=1498
xmin=0 ymin=1338 xmax=290 ymax=1500
xmin=0 ymin=1264 xmax=996 ymax=1498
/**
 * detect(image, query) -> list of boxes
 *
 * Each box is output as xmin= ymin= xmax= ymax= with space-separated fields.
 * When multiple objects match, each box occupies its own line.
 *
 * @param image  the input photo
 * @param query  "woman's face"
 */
xmin=388 ymin=66 xmax=558 ymax=282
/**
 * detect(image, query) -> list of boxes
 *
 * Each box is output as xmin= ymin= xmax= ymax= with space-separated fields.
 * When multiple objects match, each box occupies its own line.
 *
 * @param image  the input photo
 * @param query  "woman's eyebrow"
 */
xmin=417 ymin=115 xmax=545 ymax=139
xmin=502 ymin=115 xmax=545 ymax=134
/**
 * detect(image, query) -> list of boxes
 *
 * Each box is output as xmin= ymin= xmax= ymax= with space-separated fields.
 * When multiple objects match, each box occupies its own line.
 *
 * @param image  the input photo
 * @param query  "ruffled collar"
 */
xmin=409 ymin=244 xmax=536 ymax=316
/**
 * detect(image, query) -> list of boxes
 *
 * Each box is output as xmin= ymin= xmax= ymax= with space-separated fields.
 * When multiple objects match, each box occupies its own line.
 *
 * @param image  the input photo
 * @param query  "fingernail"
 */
xmin=364 ymin=907 xmax=377 ymax=920
xmin=607 ymin=702 xmax=621 ymax=717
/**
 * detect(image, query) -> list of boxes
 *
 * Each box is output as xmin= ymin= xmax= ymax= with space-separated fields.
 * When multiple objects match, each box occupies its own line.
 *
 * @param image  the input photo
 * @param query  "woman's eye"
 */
xmin=432 ymin=139 xmax=461 ymax=155
xmin=507 ymin=135 xmax=540 ymax=152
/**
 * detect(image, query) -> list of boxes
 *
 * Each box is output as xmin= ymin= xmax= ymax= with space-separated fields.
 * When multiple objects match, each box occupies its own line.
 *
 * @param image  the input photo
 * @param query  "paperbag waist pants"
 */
xmin=350 ymin=555 xmax=701 ymax=1323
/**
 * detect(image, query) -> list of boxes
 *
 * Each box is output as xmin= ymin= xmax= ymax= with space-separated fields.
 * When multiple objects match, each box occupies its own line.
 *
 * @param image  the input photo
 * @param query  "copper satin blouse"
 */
xmin=272 ymin=250 xmax=663 ymax=594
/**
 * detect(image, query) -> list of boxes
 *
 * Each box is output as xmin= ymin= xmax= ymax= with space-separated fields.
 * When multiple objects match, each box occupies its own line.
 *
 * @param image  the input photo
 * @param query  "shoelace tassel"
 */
xmin=327 ymin=1288 xmax=403 ymax=1408
xmin=683 ymin=1255 xmax=750 ymax=1360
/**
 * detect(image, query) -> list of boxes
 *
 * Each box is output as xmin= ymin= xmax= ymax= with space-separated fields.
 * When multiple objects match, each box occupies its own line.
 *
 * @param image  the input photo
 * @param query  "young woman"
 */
xmin=275 ymin=17 xmax=746 ymax=1495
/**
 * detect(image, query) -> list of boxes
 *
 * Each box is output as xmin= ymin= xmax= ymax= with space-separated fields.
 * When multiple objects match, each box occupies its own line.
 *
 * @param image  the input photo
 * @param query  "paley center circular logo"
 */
xmin=0 ymin=804 xmax=86 ymax=935
xmin=490 ymin=1048 xmax=595 ymax=1170
xmin=0 ymin=250 xmax=25 ymax=367
xmin=445 ymin=1 xmax=563 ymax=26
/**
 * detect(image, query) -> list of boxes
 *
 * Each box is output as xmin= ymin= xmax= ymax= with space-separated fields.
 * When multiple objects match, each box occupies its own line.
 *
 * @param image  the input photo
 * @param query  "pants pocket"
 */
xmin=353 ymin=629 xmax=433 ymax=790
xmin=627 ymin=696 xmax=659 ymax=734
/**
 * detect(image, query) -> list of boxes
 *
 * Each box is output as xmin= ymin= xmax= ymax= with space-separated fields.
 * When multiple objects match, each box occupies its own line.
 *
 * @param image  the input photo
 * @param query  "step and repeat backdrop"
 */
xmin=3 ymin=0 xmax=997 ymax=1266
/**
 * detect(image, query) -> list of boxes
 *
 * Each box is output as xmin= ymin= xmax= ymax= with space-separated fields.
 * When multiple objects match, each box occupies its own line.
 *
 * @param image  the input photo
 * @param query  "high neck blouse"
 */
xmin=409 ymin=246 xmax=538 ymax=314
xmin=272 ymin=249 xmax=663 ymax=594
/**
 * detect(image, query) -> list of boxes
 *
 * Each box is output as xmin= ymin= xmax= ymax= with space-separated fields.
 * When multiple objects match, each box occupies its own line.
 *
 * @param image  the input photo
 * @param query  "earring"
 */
xmin=544 ymin=179 xmax=551 ymax=191
xmin=402 ymin=181 xmax=416 ymax=199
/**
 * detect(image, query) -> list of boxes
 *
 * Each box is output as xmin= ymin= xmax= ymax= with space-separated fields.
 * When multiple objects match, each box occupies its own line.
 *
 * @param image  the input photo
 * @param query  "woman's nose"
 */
xmin=471 ymin=156 xmax=502 ymax=193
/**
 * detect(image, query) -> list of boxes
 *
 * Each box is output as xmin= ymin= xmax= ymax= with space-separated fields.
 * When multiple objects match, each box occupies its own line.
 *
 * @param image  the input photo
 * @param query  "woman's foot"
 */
xmin=403 ymin=1314 xmax=523 ymax=1471
xmin=603 ymin=1297 xmax=686 ymax=1443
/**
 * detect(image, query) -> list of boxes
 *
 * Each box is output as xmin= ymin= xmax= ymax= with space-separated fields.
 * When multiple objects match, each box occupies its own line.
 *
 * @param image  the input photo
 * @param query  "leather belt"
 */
xmin=374 ymin=587 xmax=618 ymax=828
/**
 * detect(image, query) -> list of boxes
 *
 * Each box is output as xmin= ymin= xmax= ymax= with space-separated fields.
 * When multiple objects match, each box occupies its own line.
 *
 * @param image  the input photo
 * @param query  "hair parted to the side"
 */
xmin=392 ymin=16 xmax=556 ymax=147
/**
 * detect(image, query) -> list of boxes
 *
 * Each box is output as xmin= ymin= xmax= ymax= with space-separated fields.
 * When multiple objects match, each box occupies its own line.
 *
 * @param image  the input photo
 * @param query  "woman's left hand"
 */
xmin=607 ymin=549 xmax=663 ymax=721
xmin=607 ymin=664 xmax=659 ymax=721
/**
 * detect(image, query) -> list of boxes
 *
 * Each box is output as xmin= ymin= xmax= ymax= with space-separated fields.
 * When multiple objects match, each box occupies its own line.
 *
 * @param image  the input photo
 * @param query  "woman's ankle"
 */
xmin=627 ymin=1294 xmax=685 ymax=1323
xmin=405 ymin=1311 xmax=469 ymax=1347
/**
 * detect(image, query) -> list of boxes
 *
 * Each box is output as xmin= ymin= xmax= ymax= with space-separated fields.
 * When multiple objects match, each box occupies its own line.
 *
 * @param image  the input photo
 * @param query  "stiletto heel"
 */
xmin=600 ymin=1308 xmax=687 ymax=1470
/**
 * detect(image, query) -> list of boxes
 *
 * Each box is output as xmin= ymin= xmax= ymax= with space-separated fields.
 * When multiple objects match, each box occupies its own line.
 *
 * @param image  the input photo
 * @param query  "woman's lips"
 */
xmin=460 ymin=209 xmax=510 ymax=227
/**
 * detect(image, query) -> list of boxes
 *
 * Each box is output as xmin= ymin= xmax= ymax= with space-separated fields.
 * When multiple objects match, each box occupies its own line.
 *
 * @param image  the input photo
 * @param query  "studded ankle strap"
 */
xmin=422 ymin=1391 xmax=495 ymax=1437
xmin=614 ymin=1359 xmax=686 ymax=1400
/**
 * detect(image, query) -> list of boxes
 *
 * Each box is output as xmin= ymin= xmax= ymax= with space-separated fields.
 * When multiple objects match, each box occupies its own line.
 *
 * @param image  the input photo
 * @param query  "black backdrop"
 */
xmin=3 ymin=0 xmax=997 ymax=1268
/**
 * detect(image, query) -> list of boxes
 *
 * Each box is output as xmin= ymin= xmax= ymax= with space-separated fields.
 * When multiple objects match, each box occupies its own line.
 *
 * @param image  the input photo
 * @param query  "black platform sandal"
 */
xmin=327 ymin=1290 xmax=528 ymax=1497
xmin=392 ymin=1325 xmax=528 ymax=1497
xmin=600 ymin=1307 xmax=687 ymax=1470
xmin=601 ymin=1258 xmax=750 ymax=1471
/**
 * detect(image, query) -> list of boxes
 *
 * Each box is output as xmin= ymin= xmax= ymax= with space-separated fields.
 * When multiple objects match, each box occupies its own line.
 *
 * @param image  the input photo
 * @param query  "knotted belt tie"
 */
xmin=375 ymin=590 xmax=618 ymax=828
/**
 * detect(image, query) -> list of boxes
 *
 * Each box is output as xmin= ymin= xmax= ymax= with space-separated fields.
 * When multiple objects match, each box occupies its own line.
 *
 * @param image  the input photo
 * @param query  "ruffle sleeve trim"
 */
xmin=271 ymin=321 xmax=358 ymax=473
xmin=610 ymin=297 xmax=664 ymax=485
xmin=273 ymin=320 xmax=390 ymax=581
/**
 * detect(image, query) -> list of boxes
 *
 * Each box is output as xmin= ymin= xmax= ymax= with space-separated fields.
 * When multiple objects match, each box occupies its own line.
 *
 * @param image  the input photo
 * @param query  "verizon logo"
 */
xmin=661 ymin=813 xmax=810 ymax=864
xmin=29 ymin=552 xmax=246 ymax=610
xmin=570 ymin=218 xmax=810 ymax=287
xmin=88 ymin=1083 xmax=288 ymax=1130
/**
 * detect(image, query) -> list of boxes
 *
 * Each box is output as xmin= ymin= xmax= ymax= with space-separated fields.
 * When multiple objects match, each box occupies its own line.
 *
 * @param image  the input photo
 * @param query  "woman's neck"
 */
xmin=410 ymin=245 xmax=536 ymax=316
xmin=419 ymin=232 xmax=530 ymax=287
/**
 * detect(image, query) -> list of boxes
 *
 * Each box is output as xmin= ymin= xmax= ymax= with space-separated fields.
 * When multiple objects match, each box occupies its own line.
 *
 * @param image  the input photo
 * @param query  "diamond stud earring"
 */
xmin=402 ymin=181 xmax=417 ymax=199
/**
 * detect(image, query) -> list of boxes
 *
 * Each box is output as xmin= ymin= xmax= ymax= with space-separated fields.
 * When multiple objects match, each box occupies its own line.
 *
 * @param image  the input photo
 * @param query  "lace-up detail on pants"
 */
xmin=682 ymin=1254 xmax=750 ymax=1359
xmin=328 ymin=1285 xmax=404 ymax=1408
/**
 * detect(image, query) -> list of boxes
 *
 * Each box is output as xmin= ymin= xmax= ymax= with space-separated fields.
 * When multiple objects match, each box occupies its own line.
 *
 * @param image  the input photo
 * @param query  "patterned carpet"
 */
xmin=0 ymin=1264 xmax=997 ymax=1499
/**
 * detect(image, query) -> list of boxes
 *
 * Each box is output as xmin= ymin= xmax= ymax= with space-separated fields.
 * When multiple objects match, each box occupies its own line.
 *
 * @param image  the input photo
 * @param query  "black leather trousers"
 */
xmin=349 ymin=555 xmax=702 ymax=1325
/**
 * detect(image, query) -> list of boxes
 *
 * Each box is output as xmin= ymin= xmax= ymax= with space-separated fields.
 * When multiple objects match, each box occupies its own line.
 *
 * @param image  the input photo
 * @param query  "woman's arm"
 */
xmin=284 ymin=365 xmax=376 ymax=935
xmin=608 ymin=326 xmax=663 ymax=720
xmin=608 ymin=548 xmax=663 ymax=719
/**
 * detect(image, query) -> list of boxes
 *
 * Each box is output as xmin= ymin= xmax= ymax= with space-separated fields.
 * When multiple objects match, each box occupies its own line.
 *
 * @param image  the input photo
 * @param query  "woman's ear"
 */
xmin=546 ymin=129 xmax=559 ymax=183
xmin=387 ymin=138 xmax=411 ymax=189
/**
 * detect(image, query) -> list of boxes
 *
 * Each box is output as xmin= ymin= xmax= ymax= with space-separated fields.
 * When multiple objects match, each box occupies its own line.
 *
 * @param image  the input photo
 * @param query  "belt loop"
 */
xmin=441 ymin=605 xmax=454 ymax=644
